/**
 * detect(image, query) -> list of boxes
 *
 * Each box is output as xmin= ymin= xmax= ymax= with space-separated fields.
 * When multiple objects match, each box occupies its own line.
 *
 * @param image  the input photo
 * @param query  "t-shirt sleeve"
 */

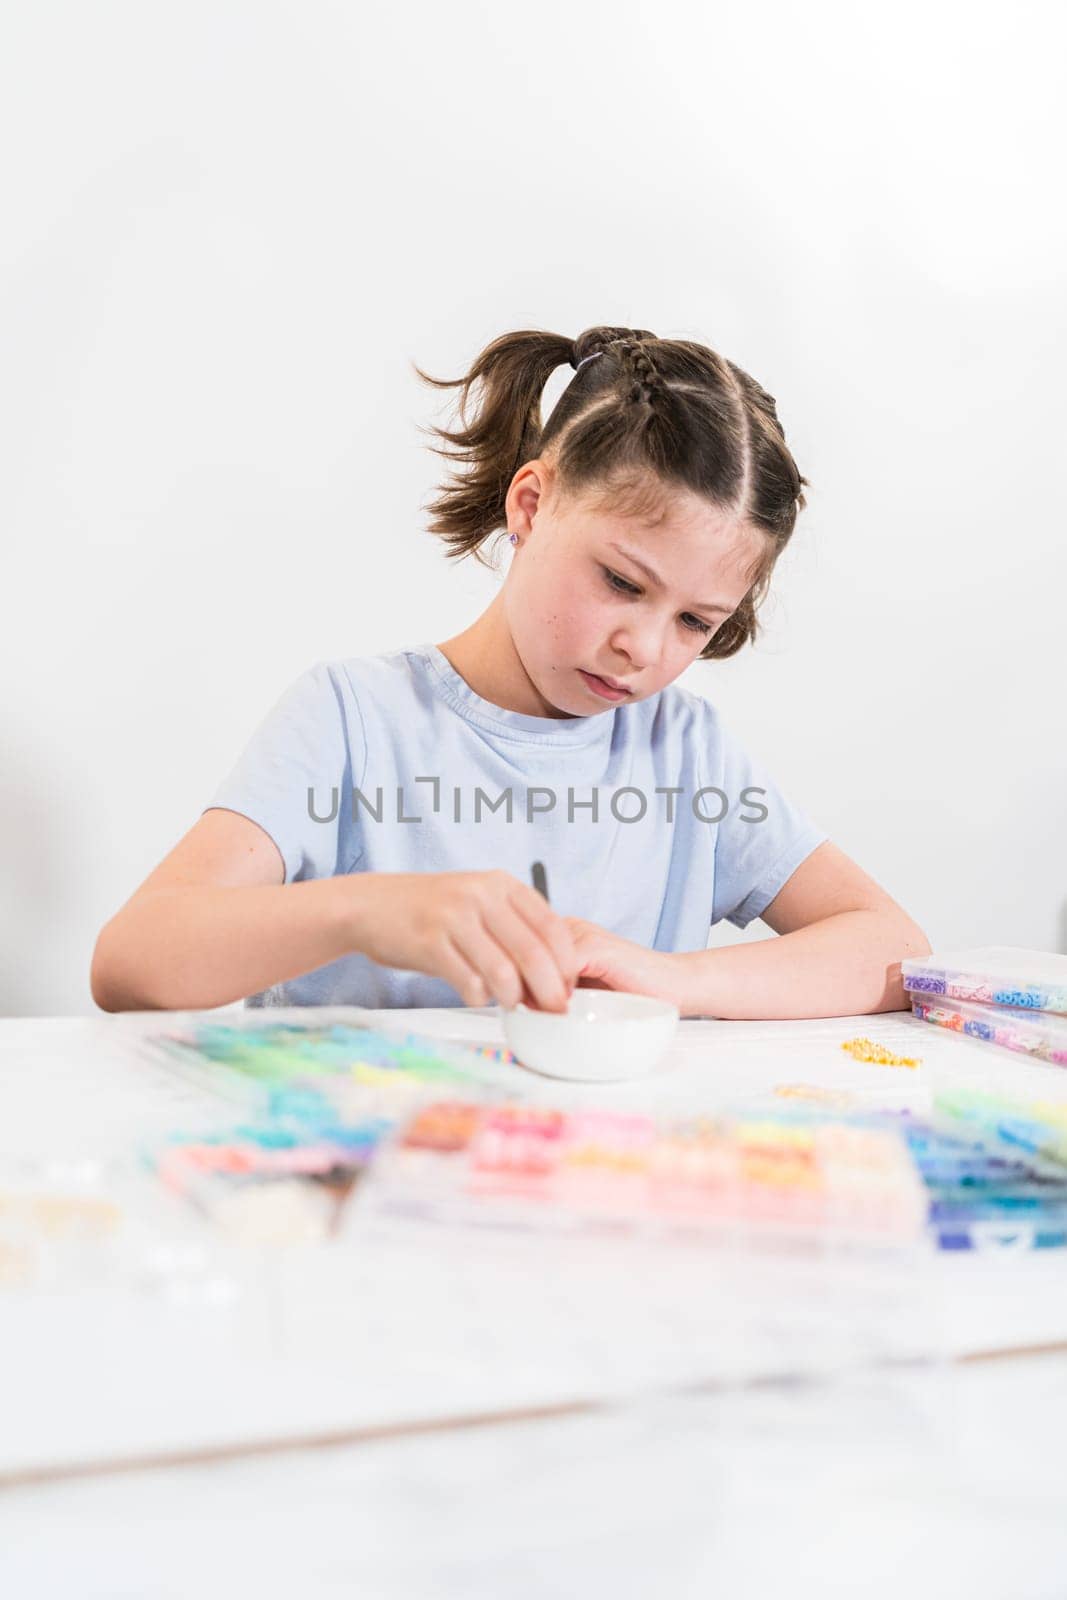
xmin=708 ymin=707 xmax=829 ymax=930
xmin=202 ymin=661 xmax=365 ymax=885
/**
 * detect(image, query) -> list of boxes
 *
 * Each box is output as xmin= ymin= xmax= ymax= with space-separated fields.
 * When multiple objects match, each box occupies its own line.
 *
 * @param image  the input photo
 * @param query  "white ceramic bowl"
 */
xmin=501 ymin=989 xmax=680 ymax=1082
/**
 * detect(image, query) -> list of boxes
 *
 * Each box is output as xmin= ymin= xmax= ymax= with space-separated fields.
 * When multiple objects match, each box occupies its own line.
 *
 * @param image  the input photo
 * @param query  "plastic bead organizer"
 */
xmin=911 ymin=994 xmax=1067 ymax=1067
xmin=902 ymin=947 xmax=1067 ymax=1015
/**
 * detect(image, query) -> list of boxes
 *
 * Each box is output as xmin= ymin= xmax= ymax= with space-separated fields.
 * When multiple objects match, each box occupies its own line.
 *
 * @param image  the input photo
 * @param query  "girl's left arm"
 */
xmin=566 ymin=841 xmax=932 ymax=1020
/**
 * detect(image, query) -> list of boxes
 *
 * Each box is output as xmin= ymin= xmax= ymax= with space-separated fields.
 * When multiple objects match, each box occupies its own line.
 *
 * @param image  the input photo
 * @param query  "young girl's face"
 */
xmin=503 ymin=462 xmax=768 ymax=717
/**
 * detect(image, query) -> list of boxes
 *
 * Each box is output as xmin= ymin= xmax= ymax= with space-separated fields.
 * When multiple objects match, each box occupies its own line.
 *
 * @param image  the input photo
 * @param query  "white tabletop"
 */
xmin=3 ymin=1006 xmax=1067 ymax=1598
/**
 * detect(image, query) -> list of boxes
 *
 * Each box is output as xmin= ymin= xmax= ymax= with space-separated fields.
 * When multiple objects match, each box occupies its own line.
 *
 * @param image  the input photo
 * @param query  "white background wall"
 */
xmin=2 ymin=1 xmax=1064 ymax=1015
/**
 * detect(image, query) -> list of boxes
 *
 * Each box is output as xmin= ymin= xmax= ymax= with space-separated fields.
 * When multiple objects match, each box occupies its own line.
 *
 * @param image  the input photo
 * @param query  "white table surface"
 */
xmin=3 ymin=1006 xmax=1067 ymax=1598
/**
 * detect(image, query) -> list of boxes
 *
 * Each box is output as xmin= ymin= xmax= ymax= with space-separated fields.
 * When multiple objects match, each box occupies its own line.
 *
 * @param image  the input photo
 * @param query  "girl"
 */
xmin=91 ymin=325 xmax=930 ymax=1018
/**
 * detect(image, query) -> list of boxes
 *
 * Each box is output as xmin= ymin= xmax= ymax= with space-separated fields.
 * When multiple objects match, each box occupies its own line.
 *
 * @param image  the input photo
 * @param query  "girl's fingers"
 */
xmin=507 ymin=884 xmax=582 ymax=992
xmin=448 ymin=919 xmax=526 ymax=1010
xmin=479 ymin=894 xmax=572 ymax=1011
xmin=428 ymin=874 xmax=578 ymax=1011
xmin=440 ymin=935 xmax=491 ymax=1008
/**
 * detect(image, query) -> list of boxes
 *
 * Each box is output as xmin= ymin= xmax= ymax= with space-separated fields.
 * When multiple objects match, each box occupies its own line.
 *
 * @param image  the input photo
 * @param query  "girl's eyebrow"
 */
xmin=606 ymin=542 xmax=734 ymax=617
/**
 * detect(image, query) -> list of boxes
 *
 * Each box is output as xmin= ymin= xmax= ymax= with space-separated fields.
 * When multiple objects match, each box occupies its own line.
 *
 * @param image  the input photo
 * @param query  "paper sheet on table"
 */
xmin=4 ymin=1008 xmax=1067 ymax=1481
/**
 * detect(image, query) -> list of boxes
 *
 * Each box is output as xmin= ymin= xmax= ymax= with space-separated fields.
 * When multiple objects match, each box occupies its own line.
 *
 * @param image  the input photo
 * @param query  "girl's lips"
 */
xmin=579 ymin=669 xmax=632 ymax=701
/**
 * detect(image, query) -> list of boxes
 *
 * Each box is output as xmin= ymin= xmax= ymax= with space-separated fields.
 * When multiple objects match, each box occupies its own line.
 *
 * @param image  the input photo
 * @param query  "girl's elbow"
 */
xmin=868 ymin=901 xmax=930 ymax=962
xmin=877 ymin=914 xmax=931 ymax=1011
xmin=898 ymin=918 xmax=932 ymax=961
xmin=90 ymin=924 xmax=146 ymax=1013
xmin=90 ymin=943 xmax=122 ymax=1012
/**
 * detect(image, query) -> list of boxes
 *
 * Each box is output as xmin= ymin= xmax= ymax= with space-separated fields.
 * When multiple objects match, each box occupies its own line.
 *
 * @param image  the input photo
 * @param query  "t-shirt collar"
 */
xmin=414 ymin=641 xmax=619 ymax=748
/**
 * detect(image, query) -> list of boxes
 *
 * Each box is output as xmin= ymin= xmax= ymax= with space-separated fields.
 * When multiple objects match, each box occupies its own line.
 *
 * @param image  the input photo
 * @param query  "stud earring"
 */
xmin=509 ymin=533 xmax=518 ymax=546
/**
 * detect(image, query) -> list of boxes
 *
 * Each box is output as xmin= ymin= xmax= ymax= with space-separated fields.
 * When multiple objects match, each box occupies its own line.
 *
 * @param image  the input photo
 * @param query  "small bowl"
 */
xmin=501 ymin=989 xmax=680 ymax=1082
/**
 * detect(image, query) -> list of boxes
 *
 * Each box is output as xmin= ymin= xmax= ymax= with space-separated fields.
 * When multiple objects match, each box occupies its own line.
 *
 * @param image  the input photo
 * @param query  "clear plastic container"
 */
xmin=910 ymin=992 xmax=1067 ymax=1066
xmin=353 ymin=1102 xmax=931 ymax=1253
xmin=902 ymin=946 xmax=1067 ymax=1014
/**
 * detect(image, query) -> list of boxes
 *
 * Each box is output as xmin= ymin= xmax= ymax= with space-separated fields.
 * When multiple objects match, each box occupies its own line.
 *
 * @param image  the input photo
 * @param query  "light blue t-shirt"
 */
xmin=203 ymin=641 xmax=827 ymax=1009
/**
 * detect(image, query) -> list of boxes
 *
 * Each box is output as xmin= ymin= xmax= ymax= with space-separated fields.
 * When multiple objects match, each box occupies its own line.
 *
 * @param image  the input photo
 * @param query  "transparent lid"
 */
xmin=902 ymin=946 xmax=1067 ymax=1014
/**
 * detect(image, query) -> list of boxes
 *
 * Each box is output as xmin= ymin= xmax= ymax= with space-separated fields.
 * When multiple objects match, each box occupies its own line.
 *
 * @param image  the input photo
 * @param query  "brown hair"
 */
xmin=412 ymin=325 xmax=808 ymax=660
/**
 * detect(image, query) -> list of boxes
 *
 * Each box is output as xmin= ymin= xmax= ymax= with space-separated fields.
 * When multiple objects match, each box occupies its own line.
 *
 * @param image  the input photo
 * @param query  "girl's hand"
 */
xmin=348 ymin=871 xmax=580 ymax=1012
xmin=560 ymin=916 xmax=680 ymax=1007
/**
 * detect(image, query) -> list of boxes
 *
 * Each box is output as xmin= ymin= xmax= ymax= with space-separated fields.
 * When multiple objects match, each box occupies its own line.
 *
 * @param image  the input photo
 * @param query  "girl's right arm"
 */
xmin=90 ymin=808 xmax=578 ymax=1013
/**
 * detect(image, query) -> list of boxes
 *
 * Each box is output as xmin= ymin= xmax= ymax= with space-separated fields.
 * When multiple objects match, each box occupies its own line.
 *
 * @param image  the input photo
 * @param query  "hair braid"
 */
xmin=414 ymin=324 xmax=809 ymax=659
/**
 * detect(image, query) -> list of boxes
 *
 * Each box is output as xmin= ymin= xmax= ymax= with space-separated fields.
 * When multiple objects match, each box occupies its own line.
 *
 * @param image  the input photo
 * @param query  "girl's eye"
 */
xmin=601 ymin=568 xmax=715 ymax=636
xmin=603 ymin=568 xmax=640 ymax=597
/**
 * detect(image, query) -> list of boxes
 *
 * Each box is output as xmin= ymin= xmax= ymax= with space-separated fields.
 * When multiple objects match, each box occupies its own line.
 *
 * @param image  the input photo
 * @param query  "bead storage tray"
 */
xmin=902 ymin=946 xmax=1067 ymax=1015
xmin=911 ymin=993 xmax=1067 ymax=1068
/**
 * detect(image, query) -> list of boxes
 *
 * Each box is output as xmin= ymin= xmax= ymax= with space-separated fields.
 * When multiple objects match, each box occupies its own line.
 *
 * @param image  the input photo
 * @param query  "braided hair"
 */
xmin=413 ymin=325 xmax=808 ymax=660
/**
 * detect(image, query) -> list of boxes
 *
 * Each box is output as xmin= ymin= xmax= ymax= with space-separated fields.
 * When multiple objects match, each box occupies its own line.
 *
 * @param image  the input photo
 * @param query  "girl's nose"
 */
xmin=611 ymin=618 xmax=665 ymax=673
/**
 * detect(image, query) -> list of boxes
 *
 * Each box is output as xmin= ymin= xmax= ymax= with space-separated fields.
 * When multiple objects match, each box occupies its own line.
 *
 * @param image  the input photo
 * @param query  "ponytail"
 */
xmin=413 ymin=325 xmax=808 ymax=660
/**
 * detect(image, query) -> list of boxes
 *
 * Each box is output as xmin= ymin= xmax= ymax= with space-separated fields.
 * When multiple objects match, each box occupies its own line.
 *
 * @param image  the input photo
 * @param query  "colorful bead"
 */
xmin=840 ymin=1037 xmax=921 ymax=1069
